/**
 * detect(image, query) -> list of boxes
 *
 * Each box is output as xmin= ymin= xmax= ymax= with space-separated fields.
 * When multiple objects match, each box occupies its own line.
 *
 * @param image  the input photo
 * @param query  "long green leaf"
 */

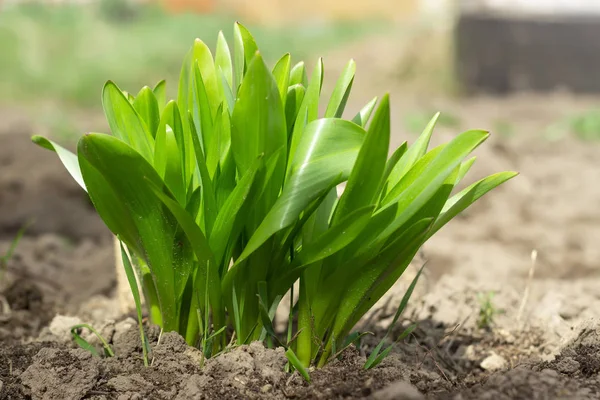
xmin=386 ymin=112 xmax=439 ymax=190
xmin=239 ymin=118 xmax=366 ymax=262
xmin=145 ymin=178 xmax=225 ymax=335
xmin=192 ymin=39 xmax=219 ymax=117
xmin=78 ymin=134 xmax=180 ymax=330
xmin=209 ymin=156 xmax=263 ymax=266
xmin=332 ymin=94 xmax=390 ymax=225
xmin=32 ymin=136 xmax=86 ymax=191
xmin=352 ymin=97 xmax=378 ymax=127
xmin=325 ymin=59 xmax=355 ymax=118
xmin=233 ymin=22 xmax=258 ymax=89
xmin=285 ymin=58 xmax=323 ymax=179
xmin=272 ymin=53 xmax=291 ymax=106
xmin=297 ymin=206 xmax=374 ymax=266
xmin=153 ymin=80 xmax=167 ymax=113
xmin=231 ymin=52 xmax=286 ymax=178
xmin=118 ymin=240 xmax=149 ymax=366
xmin=428 ymin=171 xmax=518 ymax=238
xmin=379 ymin=130 xmax=489 ymax=240
xmin=289 ymin=61 xmax=307 ymax=87
xmin=215 ymin=31 xmax=233 ymax=97
xmin=285 ymin=84 xmax=306 ymax=136
xmin=102 ymin=81 xmax=154 ymax=162
xmin=133 ymin=86 xmax=160 ymax=138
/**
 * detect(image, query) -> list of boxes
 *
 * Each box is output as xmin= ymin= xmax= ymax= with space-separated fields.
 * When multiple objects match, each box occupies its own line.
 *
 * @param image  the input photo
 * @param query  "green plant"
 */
xmin=71 ymin=323 xmax=115 ymax=358
xmin=404 ymin=110 xmax=460 ymax=134
xmin=545 ymin=110 xmax=600 ymax=141
xmin=33 ymin=23 xmax=516 ymax=368
xmin=477 ymin=291 xmax=503 ymax=330
xmin=0 ymin=223 xmax=30 ymax=284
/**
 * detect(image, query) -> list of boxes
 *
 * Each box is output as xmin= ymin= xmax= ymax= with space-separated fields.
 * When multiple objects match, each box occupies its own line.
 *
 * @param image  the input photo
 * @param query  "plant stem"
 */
xmin=296 ymin=276 xmax=312 ymax=367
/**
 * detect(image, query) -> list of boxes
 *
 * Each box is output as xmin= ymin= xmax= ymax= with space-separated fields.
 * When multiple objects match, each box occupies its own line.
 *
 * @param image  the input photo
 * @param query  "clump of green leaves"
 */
xmin=33 ymin=23 xmax=516 ymax=368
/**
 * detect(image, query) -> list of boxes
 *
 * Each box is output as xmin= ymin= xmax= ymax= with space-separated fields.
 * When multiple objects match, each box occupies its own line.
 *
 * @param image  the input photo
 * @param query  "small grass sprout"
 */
xmin=71 ymin=323 xmax=115 ymax=358
xmin=0 ymin=222 xmax=30 ymax=284
xmin=34 ymin=23 xmax=516 ymax=369
xmin=477 ymin=291 xmax=504 ymax=330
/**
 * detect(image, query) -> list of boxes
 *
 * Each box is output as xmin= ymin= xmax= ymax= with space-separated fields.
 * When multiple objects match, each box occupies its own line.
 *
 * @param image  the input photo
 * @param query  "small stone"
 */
xmin=554 ymin=357 xmax=580 ymax=375
xmin=48 ymin=315 xmax=83 ymax=342
xmin=261 ymin=384 xmax=273 ymax=393
xmin=0 ymin=379 xmax=4 ymax=392
xmin=480 ymin=352 xmax=508 ymax=371
xmin=372 ymin=380 xmax=424 ymax=400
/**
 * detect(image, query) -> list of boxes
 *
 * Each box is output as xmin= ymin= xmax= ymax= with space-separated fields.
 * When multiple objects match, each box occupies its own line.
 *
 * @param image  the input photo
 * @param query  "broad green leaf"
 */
xmin=231 ymin=52 xmax=286 ymax=178
xmin=153 ymin=80 xmax=167 ymax=113
xmin=297 ymin=206 xmax=374 ymax=266
xmin=209 ymin=156 xmax=263 ymax=266
xmin=32 ymin=136 xmax=86 ymax=190
xmin=428 ymin=171 xmax=518 ymax=238
xmin=102 ymin=81 xmax=154 ymax=163
xmin=285 ymin=84 xmax=306 ymax=136
xmin=145 ymin=179 xmax=225 ymax=335
xmin=377 ymin=141 xmax=408 ymax=199
xmin=272 ymin=53 xmax=291 ymax=106
xmin=192 ymin=39 xmax=219 ymax=117
xmin=378 ymin=130 xmax=489 ymax=241
xmin=78 ymin=134 xmax=180 ymax=330
xmin=332 ymin=94 xmax=390 ymax=225
xmin=218 ymin=68 xmax=235 ymax=113
xmin=159 ymin=101 xmax=189 ymax=186
xmin=239 ymin=118 xmax=366 ymax=262
xmin=396 ymin=165 xmax=459 ymax=244
xmin=233 ymin=22 xmax=258 ymax=88
xmin=215 ymin=31 xmax=233 ymax=95
xmin=289 ymin=61 xmax=307 ymax=87
xmin=387 ymin=112 xmax=439 ymax=190
xmin=177 ymin=48 xmax=193 ymax=119
xmin=192 ymin=59 xmax=214 ymax=155
xmin=286 ymin=58 xmax=323 ymax=179
xmin=206 ymin=103 xmax=224 ymax=179
xmin=456 ymin=156 xmax=476 ymax=185
xmin=133 ymin=86 xmax=160 ymax=138
xmin=325 ymin=59 xmax=355 ymax=118
xmin=188 ymin=115 xmax=217 ymax=237
xmin=352 ymin=97 xmax=378 ymax=127
xmin=154 ymin=125 xmax=185 ymax=205
xmin=325 ymin=218 xmax=432 ymax=361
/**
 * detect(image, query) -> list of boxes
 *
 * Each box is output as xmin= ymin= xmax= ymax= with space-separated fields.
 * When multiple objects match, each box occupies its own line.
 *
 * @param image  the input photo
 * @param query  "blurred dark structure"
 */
xmin=456 ymin=12 xmax=600 ymax=94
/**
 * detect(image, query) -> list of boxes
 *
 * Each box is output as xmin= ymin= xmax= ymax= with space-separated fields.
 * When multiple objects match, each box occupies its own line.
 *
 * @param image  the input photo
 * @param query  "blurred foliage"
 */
xmin=0 ymin=4 xmax=386 ymax=109
xmin=545 ymin=109 xmax=600 ymax=141
xmin=404 ymin=110 xmax=460 ymax=134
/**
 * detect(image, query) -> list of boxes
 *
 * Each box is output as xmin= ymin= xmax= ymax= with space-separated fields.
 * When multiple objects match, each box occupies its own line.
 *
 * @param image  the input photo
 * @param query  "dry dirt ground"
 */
xmin=1 ymin=33 xmax=600 ymax=399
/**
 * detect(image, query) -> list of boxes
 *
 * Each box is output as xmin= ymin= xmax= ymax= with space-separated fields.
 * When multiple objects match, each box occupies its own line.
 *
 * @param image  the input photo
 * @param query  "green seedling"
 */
xmin=0 ymin=223 xmax=30 ymax=284
xmin=71 ymin=323 xmax=115 ymax=358
xmin=477 ymin=291 xmax=504 ymax=330
xmin=34 ymin=23 xmax=516 ymax=369
xmin=364 ymin=266 xmax=423 ymax=370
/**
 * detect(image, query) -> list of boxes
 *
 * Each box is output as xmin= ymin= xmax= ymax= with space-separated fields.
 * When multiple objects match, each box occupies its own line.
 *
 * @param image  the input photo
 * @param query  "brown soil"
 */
xmin=2 ymin=35 xmax=600 ymax=398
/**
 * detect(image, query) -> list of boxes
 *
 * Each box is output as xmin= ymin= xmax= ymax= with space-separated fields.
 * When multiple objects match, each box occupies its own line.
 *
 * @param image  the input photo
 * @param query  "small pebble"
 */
xmin=261 ymin=384 xmax=273 ymax=393
xmin=481 ymin=352 xmax=508 ymax=371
